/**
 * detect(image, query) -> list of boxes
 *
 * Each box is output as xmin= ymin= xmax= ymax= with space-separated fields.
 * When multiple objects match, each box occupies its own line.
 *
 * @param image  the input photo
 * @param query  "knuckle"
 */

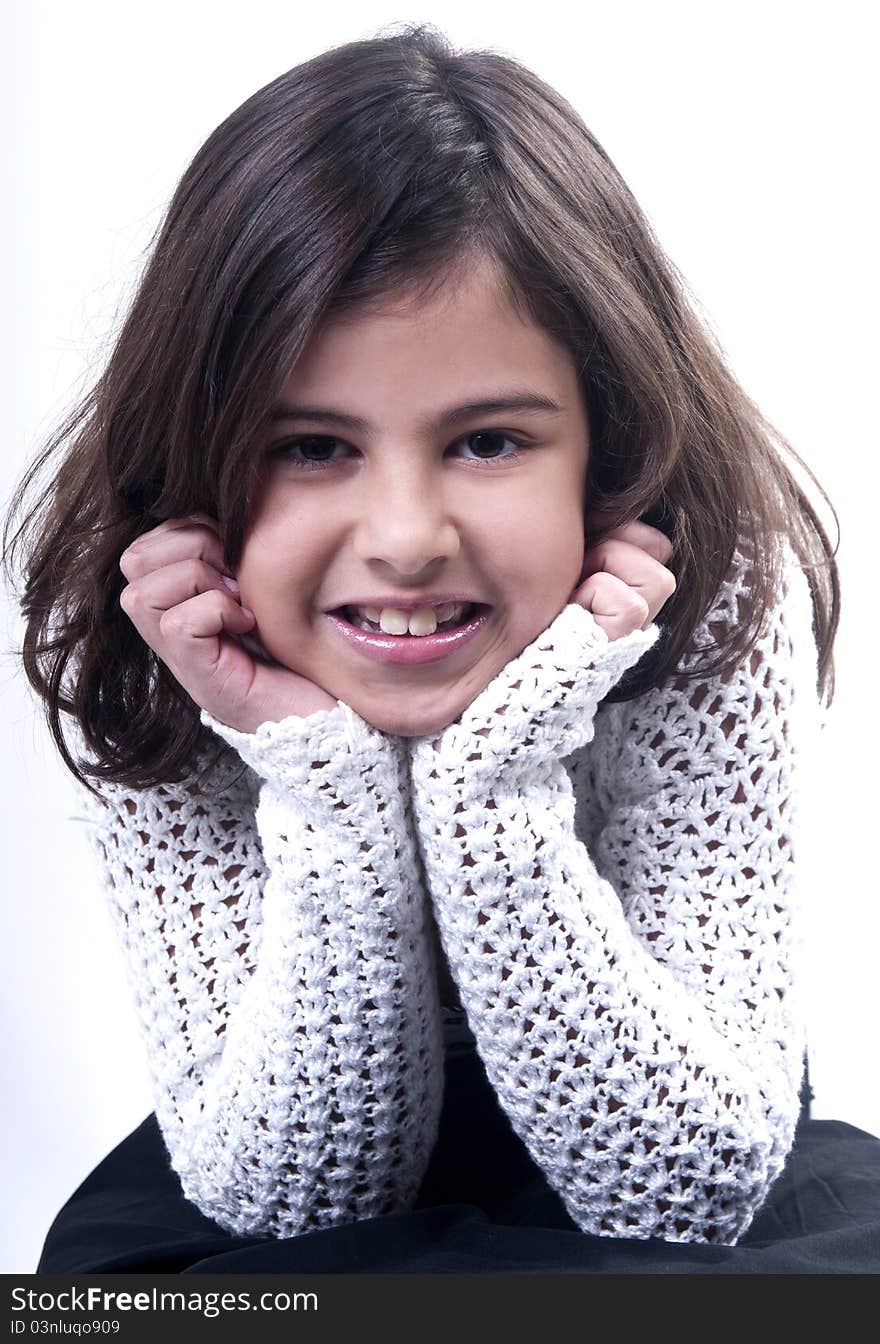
xmin=184 ymin=513 xmax=221 ymax=534
xmin=200 ymin=556 xmax=225 ymax=583
xmin=195 ymin=558 xmax=227 ymax=595
xmin=174 ymin=557 xmax=211 ymax=595
xmin=159 ymin=607 xmax=186 ymax=639
xmin=119 ymin=552 xmax=144 ymax=581
xmin=118 ymin=583 xmax=137 ymax=614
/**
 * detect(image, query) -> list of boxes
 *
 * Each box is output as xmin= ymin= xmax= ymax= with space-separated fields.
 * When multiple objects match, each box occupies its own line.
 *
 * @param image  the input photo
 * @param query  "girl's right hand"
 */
xmin=118 ymin=514 xmax=339 ymax=734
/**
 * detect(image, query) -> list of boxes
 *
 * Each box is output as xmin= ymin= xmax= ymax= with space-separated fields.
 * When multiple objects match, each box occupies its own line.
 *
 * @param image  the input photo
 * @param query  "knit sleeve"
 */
xmin=80 ymin=703 xmax=444 ymax=1238
xmin=407 ymin=537 xmax=820 ymax=1245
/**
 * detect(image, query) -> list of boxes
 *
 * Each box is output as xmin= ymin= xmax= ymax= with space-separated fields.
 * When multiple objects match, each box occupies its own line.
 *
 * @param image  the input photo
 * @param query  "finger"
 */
xmin=122 ymin=515 xmax=222 ymax=559
xmin=585 ymin=518 xmax=674 ymax=567
xmin=159 ymin=512 xmax=222 ymax=532
xmin=128 ymin=513 xmax=221 ymax=542
xmin=122 ymin=581 xmax=256 ymax=712
xmin=575 ymin=570 xmax=652 ymax=641
xmin=120 ymin=521 xmax=228 ymax=582
xmin=159 ymin=590 xmax=257 ymax=709
xmin=580 ymin=537 xmax=677 ymax=608
xmin=158 ymin=587 xmax=256 ymax=646
xmin=119 ymin=558 xmax=254 ymax=651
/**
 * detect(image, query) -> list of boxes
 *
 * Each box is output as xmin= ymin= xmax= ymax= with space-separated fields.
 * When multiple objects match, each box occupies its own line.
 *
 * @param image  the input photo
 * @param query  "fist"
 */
xmin=118 ymin=514 xmax=339 ymax=733
xmin=571 ymin=515 xmax=677 ymax=641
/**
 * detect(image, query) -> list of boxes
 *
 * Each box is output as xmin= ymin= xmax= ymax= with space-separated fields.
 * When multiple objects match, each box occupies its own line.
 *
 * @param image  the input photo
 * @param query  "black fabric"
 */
xmin=37 ymin=1037 xmax=880 ymax=1275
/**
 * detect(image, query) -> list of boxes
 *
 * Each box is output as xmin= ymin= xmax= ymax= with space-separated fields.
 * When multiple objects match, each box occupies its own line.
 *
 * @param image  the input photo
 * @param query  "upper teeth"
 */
xmin=352 ymin=603 xmax=467 ymax=636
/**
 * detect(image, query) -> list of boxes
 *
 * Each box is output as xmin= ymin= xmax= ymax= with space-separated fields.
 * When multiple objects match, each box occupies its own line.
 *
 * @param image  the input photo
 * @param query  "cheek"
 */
xmin=502 ymin=490 xmax=585 ymax=593
xmin=236 ymin=498 xmax=329 ymax=609
xmin=554 ymin=483 xmax=588 ymax=564
xmin=235 ymin=528 xmax=274 ymax=596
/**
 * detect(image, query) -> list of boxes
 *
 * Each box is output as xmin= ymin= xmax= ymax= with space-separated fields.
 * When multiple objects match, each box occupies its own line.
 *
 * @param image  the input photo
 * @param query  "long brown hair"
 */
xmin=3 ymin=22 xmax=839 ymax=796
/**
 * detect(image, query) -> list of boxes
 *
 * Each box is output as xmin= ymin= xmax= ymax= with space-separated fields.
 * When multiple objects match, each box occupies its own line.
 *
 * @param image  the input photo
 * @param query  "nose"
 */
xmin=351 ymin=460 xmax=461 ymax=576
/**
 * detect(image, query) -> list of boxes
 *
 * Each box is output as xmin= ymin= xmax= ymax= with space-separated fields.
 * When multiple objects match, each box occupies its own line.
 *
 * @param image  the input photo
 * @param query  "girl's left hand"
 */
xmin=571 ymin=516 xmax=677 ymax=642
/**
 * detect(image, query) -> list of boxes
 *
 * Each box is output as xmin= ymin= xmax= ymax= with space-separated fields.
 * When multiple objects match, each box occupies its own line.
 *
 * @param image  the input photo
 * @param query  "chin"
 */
xmin=349 ymin=698 xmax=468 ymax=740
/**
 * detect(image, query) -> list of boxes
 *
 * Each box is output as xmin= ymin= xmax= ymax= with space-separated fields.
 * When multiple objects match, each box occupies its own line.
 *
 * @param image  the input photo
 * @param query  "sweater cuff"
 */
xmin=200 ymin=700 xmax=399 ymax=796
xmin=410 ymin=604 xmax=660 ymax=783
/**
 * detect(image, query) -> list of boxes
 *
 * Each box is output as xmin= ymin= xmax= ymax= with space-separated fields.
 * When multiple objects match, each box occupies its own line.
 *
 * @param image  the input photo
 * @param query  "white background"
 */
xmin=2 ymin=0 xmax=877 ymax=1274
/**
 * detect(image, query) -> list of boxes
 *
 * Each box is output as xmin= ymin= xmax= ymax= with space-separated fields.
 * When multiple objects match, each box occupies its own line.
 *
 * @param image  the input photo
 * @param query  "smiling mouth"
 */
xmin=334 ymin=602 xmax=483 ymax=636
xmin=325 ymin=602 xmax=492 ymax=665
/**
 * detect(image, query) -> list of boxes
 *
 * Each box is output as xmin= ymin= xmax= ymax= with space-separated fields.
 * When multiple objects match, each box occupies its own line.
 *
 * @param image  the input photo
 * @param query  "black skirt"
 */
xmin=37 ymin=1014 xmax=880 ymax=1274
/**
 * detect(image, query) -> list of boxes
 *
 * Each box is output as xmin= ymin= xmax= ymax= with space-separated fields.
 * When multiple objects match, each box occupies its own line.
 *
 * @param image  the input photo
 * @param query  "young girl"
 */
xmin=8 ymin=24 xmax=876 ymax=1273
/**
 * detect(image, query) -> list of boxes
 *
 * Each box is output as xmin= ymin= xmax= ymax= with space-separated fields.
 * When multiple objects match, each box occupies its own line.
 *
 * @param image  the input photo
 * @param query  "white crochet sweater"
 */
xmin=79 ymin=538 xmax=821 ymax=1246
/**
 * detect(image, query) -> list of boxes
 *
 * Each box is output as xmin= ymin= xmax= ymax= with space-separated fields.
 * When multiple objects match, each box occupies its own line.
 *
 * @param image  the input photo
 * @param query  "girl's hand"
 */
xmin=571 ymin=515 xmax=676 ymax=641
xmin=118 ymin=514 xmax=338 ymax=734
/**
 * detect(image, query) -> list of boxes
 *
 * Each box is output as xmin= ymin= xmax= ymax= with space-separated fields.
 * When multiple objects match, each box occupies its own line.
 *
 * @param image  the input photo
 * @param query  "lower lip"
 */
xmin=325 ymin=606 xmax=491 ymax=665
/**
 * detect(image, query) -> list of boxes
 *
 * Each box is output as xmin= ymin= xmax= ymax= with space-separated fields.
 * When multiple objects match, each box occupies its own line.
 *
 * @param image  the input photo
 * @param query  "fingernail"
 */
xmin=221 ymin=574 xmax=240 ymax=595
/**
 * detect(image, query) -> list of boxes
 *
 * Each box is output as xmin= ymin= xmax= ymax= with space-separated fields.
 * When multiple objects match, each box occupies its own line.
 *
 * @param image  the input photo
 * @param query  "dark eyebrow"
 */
xmin=268 ymin=390 xmax=564 ymax=435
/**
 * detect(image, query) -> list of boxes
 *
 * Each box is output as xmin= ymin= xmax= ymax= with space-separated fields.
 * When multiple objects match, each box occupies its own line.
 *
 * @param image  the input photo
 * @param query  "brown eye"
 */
xmin=269 ymin=436 xmax=349 ymax=467
xmin=296 ymin=437 xmax=339 ymax=461
xmin=453 ymin=430 xmax=530 ymax=463
xmin=467 ymin=431 xmax=507 ymax=457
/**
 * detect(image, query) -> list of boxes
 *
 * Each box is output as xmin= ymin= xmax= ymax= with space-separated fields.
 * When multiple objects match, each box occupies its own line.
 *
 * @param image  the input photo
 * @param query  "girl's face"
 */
xmin=237 ymin=259 xmax=590 ymax=737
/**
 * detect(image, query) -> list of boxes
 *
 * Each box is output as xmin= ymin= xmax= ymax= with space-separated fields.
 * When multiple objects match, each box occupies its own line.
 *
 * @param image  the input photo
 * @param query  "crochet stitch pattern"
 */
xmin=408 ymin=536 xmax=819 ymax=1244
xmin=78 ymin=534 xmax=820 ymax=1245
xmin=80 ymin=709 xmax=444 ymax=1237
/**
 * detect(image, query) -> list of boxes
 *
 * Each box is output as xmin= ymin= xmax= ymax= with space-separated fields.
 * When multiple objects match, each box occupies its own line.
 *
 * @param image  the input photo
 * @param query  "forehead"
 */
xmin=282 ymin=262 xmax=580 ymax=404
xmin=331 ymin=249 xmax=523 ymax=321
